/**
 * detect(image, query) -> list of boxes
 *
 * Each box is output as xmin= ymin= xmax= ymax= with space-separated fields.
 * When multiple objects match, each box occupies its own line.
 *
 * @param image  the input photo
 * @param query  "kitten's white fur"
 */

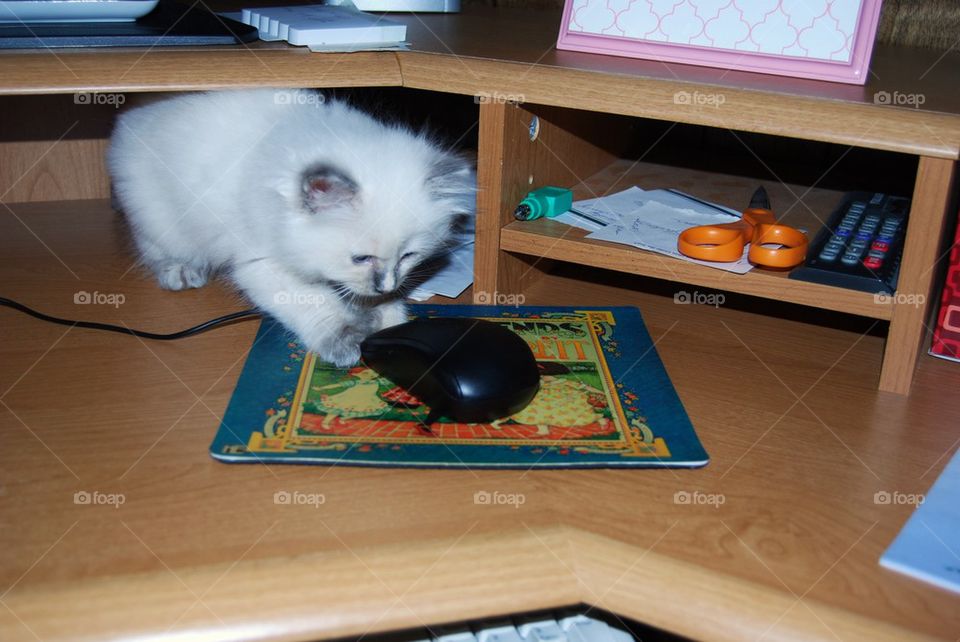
xmin=107 ymin=89 xmax=475 ymax=366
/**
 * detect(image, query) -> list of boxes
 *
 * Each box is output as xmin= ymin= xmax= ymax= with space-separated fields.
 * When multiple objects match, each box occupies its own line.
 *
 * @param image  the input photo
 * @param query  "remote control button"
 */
xmin=825 ymin=241 xmax=846 ymax=253
xmin=841 ymin=254 xmax=860 ymax=266
xmin=855 ymin=231 xmax=872 ymax=241
xmin=863 ymin=257 xmax=883 ymax=270
xmin=870 ymin=194 xmax=884 ymax=205
xmin=877 ymin=234 xmax=894 ymax=243
xmin=872 ymin=241 xmax=890 ymax=252
xmin=868 ymin=249 xmax=886 ymax=259
xmin=850 ymin=240 xmax=868 ymax=250
xmin=861 ymin=221 xmax=879 ymax=232
xmin=819 ymin=250 xmax=839 ymax=262
xmin=864 ymin=214 xmax=881 ymax=224
xmin=836 ymin=229 xmax=852 ymax=238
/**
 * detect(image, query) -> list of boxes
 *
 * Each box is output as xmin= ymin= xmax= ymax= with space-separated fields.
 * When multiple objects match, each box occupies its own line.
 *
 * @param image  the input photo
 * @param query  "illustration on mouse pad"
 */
xmin=211 ymin=305 xmax=709 ymax=468
xmin=298 ymin=359 xmax=611 ymax=439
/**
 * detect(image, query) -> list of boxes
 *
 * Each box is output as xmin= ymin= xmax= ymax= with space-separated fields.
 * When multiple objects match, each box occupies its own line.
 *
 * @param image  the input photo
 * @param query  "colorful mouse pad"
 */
xmin=210 ymin=306 xmax=709 ymax=468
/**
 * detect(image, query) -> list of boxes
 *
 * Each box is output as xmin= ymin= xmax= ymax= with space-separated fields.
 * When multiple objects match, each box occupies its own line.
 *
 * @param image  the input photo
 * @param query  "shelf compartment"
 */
xmin=499 ymin=159 xmax=894 ymax=321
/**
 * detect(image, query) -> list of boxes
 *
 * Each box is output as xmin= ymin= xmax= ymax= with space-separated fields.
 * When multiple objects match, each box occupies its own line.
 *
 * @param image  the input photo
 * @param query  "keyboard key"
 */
xmin=863 ymin=257 xmax=883 ymax=270
xmin=436 ymin=632 xmax=479 ymax=642
xmin=560 ymin=616 xmax=632 ymax=642
xmin=476 ymin=625 xmax=524 ymax=642
xmin=518 ymin=620 xmax=566 ymax=642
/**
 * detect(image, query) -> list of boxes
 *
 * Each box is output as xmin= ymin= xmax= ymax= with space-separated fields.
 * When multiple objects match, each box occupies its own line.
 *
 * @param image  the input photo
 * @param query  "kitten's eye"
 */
xmin=352 ymin=255 xmax=374 ymax=265
xmin=400 ymin=252 xmax=418 ymax=262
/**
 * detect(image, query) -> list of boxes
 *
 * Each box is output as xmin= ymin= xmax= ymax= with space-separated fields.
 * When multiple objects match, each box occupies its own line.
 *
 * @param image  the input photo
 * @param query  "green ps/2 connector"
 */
xmin=514 ymin=186 xmax=573 ymax=221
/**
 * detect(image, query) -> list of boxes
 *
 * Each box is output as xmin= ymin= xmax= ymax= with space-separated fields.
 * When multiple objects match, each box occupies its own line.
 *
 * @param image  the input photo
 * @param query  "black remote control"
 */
xmin=788 ymin=192 xmax=909 ymax=294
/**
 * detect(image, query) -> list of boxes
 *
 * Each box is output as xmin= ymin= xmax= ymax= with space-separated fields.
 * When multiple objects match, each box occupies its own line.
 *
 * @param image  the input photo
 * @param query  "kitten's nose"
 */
xmin=373 ymin=269 xmax=396 ymax=294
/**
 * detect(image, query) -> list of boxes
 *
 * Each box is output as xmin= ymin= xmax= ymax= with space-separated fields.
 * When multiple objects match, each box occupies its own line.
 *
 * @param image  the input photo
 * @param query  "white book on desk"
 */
xmin=241 ymin=5 xmax=406 ymax=46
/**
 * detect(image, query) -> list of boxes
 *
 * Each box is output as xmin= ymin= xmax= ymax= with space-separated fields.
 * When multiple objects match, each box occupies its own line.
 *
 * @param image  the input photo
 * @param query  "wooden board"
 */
xmin=1 ymin=200 xmax=960 ymax=641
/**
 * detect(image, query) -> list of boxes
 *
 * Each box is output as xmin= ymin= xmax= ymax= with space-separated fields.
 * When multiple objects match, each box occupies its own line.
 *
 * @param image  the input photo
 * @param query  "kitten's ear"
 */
xmin=425 ymin=152 xmax=476 ymax=216
xmin=301 ymin=164 xmax=358 ymax=214
xmin=426 ymin=153 xmax=474 ymax=196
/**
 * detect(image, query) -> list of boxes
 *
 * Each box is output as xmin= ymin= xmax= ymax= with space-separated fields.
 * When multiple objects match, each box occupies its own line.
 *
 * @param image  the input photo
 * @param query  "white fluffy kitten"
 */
xmin=108 ymin=89 xmax=475 ymax=366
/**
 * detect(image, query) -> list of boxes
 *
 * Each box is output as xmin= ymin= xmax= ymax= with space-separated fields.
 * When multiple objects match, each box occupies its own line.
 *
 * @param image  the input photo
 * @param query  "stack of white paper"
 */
xmin=555 ymin=186 xmax=754 ymax=274
xmin=239 ymin=4 xmax=407 ymax=49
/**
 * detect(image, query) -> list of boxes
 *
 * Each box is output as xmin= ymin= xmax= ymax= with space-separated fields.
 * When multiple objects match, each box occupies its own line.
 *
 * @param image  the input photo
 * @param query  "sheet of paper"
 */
xmin=555 ymin=187 xmax=649 ymax=231
xmin=580 ymin=191 xmax=754 ymax=274
xmin=408 ymin=234 xmax=474 ymax=301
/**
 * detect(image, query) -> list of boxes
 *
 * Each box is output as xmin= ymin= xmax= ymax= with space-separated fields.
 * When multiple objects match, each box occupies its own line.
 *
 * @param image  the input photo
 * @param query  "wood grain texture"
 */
xmin=879 ymin=157 xmax=957 ymax=393
xmin=569 ymin=530 xmax=942 ymax=642
xmin=399 ymin=52 xmax=960 ymax=159
xmin=1 ymin=6 xmax=958 ymax=157
xmin=395 ymin=8 xmax=960 ymax=159
xmin=0 ymin=48 xmax=402 ymax=95
xmin=474 ymin=100 xmax=514 ymax=299
xmin=1 ymin=201 xmax=960 ymax=641
xmin=474 ymin=102 xmax=621 ymax=298
xmin=502 ymin=220 xmax=892 ymax=320
xmin=0 ymin=95 xmax=120 ymax=201
xmin=0 ymin=139 xmax=109 ymax=201
xmin=2 ymin=5 xmax=960 ymax=636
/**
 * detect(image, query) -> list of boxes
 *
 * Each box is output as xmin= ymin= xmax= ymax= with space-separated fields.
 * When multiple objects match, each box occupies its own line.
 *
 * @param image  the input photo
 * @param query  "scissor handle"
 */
xmin=748 ymin=223 xmax=808 ymax=269
xmin=677 ymin=221 xmax=751 ymax=262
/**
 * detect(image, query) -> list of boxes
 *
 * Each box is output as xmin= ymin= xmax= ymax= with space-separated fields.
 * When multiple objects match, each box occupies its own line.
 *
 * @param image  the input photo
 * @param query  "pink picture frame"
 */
xmin=556 ymin=1 xmax=883 ymax=85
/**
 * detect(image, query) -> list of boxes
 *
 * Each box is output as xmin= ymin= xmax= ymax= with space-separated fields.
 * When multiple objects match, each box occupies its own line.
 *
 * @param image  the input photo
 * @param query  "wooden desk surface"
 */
xmin=1 ymin=6 xmax=959 ymax=157
xmin=2 ymin=201 xmax=959 ymax=641
xmin=397 ymin=8 xmax=960 ymax=158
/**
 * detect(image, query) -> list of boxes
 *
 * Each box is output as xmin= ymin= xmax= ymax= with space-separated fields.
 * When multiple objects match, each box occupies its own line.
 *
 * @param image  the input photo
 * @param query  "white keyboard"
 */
xmin=420 ymin=614 xmax=635 ymax=642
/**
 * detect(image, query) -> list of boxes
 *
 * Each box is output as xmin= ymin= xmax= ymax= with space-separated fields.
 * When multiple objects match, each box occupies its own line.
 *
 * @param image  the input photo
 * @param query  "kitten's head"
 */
xmin=278 ymin=143 xmax=475 ymax=300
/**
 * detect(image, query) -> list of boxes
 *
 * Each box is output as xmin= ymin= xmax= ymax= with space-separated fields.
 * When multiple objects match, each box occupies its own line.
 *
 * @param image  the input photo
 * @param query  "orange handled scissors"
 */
xmin=677 ymin=187 xmax=808 ymax=269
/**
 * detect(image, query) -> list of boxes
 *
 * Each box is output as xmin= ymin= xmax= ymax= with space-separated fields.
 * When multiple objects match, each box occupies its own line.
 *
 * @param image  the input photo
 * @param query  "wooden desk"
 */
xmin=1 ymin=7 xmax=959 ymax=641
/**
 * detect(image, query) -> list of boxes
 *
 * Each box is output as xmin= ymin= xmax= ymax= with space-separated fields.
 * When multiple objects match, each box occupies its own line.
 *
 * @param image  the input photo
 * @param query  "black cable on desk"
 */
xmin=0 ymin=296 xmax=260 ymax=340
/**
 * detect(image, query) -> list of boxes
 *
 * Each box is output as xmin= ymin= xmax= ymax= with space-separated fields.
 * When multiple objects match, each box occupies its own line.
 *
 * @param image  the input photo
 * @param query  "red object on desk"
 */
xmin=930 ymin=211 xmax=960 ymax=362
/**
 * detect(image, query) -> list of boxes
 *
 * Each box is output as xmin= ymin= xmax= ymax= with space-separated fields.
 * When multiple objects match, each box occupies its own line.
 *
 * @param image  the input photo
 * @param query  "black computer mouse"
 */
xmin=360 ymin=317 xmax=540 ymax=425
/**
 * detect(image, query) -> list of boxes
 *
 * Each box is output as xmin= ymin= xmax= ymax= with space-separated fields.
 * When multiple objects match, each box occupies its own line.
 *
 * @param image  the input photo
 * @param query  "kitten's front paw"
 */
xmin=379 ymin=301 xmax=409 ymax=330
xmin=320 ymin=342 xmax=362 ymax=368
xmin=309 ymin=327 xmax=366 ymax=368
xmin=156 ymin=263 xmax=209 ymax=291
